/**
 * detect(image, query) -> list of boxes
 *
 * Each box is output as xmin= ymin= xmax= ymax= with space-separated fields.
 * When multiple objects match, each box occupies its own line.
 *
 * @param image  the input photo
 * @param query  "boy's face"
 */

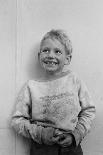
xmin=38 ymin=38 xmax=69 ymax=75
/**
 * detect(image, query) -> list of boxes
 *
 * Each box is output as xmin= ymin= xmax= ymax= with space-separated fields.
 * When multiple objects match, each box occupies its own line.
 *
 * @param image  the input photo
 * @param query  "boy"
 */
xmin=11 ymin=29 xmax=95 ymax=155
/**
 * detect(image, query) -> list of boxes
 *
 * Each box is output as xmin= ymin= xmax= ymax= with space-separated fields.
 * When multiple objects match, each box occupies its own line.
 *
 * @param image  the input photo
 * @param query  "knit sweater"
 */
xmin=11 ymin=71 xmax=95 ymax=146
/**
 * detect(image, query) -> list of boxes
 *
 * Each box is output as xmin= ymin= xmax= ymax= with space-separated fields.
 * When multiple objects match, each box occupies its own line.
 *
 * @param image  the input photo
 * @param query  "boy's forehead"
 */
xmin=40 ymin=38 xmax=65 ymax=49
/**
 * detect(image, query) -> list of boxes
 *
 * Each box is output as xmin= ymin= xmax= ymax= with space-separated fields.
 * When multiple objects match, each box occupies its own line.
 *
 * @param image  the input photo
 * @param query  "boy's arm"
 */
xmin=11 ymin=82 xmax=42 ymax=144
xmin=72 ymin=79 xmax=96 ymax=146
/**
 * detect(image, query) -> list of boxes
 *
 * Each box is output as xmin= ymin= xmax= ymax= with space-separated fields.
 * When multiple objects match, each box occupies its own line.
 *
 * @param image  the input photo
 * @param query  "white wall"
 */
xmin=0 ymin=0 xmax=16 ymax=154
xmin=0 ymin=0 xmax=103 ymax=155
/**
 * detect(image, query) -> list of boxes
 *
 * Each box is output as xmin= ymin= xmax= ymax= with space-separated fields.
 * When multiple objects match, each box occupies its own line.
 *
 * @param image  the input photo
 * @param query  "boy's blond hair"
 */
xmin=40 ymin=29 xmax=72 ymax=59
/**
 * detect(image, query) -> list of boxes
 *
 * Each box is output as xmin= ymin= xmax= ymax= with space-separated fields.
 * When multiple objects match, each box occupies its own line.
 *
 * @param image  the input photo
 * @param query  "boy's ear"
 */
xmin=65 ymin=55 xmax=71 ymax=65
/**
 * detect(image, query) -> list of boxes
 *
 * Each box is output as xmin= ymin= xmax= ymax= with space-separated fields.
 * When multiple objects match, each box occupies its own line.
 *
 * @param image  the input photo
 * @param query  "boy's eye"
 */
xmin=55 ymin=50 xmax=62 ymax=54
xmin=42 ymin=49 xmax=49 ymax=53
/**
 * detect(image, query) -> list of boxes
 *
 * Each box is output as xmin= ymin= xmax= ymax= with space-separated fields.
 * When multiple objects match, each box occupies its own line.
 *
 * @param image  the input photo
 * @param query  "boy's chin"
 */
xmin=45 ymin=69 xmax=57 ymax=74
xmin=45 ymin=68 xmax=62 ymax=76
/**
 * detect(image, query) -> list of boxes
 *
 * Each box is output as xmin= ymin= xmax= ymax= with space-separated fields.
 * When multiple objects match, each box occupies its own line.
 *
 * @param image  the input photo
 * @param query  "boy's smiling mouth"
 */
xmin=43 ymin=59 xmax=59 ymax=65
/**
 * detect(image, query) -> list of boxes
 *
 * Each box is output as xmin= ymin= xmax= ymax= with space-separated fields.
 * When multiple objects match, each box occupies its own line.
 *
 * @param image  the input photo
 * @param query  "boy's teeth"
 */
xmin=47 ymin=62 xmax=56 ymax=64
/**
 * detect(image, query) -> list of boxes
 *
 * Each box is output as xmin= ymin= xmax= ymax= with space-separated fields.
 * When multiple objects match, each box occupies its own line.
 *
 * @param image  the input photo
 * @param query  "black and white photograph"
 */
xmin=0 ymin=0 xmax=103 ymax=155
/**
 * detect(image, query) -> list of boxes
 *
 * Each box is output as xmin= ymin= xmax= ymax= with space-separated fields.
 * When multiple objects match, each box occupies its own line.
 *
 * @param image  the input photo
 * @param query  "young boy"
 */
xmin=11 ymin=29 xmax=95 ymax=155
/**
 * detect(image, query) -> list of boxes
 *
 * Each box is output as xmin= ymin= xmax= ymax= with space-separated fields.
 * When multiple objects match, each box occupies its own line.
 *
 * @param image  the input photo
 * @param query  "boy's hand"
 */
xmin=41 ymin=127 xmax=56 ymax=145
xmin=57 ymin=133 xmax=73 ymax=147
xmin=28 ymin=124 xmax=43 ymax=144
xmin=52 ymin=132 xmax=73 ymax=147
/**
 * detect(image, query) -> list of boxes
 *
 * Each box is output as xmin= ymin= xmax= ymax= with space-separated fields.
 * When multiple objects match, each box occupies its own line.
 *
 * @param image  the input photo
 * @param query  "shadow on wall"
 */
xmin=26 ymin=42 xmax=45 ymax=80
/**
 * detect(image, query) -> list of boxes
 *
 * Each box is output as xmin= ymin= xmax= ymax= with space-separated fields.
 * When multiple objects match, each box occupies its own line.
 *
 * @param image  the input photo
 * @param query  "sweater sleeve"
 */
xmin=11 ymin=82 xmax=42 ymax=143
xmin=72 ymin=79 xmax=96 ymax=146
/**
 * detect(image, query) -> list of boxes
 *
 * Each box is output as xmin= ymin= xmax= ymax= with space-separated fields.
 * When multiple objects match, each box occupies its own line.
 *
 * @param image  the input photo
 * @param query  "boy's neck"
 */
xmin=41 ymin=70 xmax=71 ymax=81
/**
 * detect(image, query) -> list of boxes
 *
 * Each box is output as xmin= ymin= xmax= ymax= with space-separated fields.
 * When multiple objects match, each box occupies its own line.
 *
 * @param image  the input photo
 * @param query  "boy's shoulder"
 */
xmin=26 ymin=79 xmax=38 ymax=86
xmin=25 ymin=79 xmax=46 ymax=87
xmin=67 ymin=70 xmax=81 ymax=81
xmin=20 ymin=80 xmax=36 ymax=89
xmin=67 ymin=70 xmax=85 ymax=88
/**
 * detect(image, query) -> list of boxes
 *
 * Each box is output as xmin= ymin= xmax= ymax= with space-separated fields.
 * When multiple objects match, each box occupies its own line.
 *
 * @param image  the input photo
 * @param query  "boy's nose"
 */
xmin=48 ymin=50 xmax=54 ymax=57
